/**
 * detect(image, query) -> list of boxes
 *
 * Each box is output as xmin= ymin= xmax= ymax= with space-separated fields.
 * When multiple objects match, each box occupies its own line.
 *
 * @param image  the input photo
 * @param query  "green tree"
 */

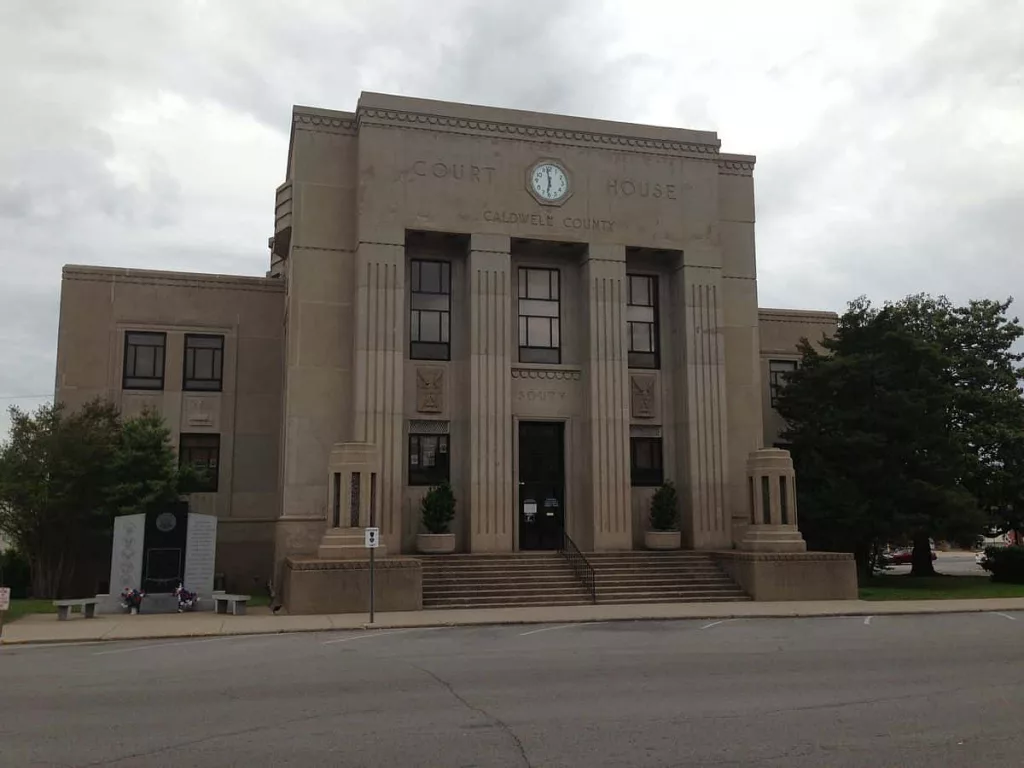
xmin=777 ymin=298 xmax=987 ymax=581
xmin=0 ymin=400 xmax=191 ymax=597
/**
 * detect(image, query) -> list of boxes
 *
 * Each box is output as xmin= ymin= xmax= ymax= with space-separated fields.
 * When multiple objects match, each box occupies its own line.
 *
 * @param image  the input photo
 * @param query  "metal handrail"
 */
xmin=558 ymin=529 xmax=597 ymax=604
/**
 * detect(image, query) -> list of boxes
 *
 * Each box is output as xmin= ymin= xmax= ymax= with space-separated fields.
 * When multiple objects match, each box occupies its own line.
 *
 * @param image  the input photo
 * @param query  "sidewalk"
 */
xmin=5 ymin=597 xmax=1024 ymax=646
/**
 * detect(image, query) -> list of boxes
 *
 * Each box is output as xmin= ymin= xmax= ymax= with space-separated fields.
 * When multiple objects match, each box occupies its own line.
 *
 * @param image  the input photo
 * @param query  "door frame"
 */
xmin=512 ymin=416 xmax=572 ymax=552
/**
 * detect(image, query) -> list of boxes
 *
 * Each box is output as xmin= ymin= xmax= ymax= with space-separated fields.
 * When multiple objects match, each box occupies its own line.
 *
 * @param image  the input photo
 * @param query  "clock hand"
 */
xmin=546 ymin=167 xmax=552 ymax=195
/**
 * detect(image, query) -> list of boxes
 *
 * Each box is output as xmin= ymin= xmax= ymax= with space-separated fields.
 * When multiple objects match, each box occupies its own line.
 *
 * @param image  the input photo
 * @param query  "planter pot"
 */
xmin=645 ymin=530 xmax=682 ymax=551
xmin=417 ymin=533 xmax=456 ymax=554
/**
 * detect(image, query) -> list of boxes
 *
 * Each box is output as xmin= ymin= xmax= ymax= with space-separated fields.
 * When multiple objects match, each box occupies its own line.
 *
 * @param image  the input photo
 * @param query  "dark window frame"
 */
xmin=183 ymin=333 xmax=225 ymax=392
xmin=179 ymin=433 xmax=221 ymax=493
xmin=408 ymin=433 xmax=450 ymax=487
xmin=630 ymin=436 xmax=664 ymax=487
xmin=627 ymin=273 xmax=659 ymax=369
xmin=122 ymin=331 xmax=167 ymax=391
xmin=517 ymin=267 xmax=561 ymax=364
xmin=768 ymin=359 xmax=799 ymax=408
xmin=410 ymin=259 xmax=452 ymax=361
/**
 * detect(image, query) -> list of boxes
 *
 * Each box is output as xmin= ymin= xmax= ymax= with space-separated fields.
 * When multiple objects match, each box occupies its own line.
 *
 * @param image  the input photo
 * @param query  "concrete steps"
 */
xmin=419 ymin=551 xmax=749 ymax=610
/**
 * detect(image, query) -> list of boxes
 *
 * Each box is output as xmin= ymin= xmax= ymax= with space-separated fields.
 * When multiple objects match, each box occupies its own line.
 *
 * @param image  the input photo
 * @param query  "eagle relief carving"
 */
xmin=630 ymin=375 xmax=656 ymax=419
xmin=416 ymin=367 xmax=445 ymax=413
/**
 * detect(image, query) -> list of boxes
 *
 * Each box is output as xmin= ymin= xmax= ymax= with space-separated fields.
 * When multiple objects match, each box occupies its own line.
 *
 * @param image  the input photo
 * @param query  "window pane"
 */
xmin=630 ymin=323 xmax=652 ymax=352
xmin=187 ymin=336 xmax=222 ymax=349
xmin=440 ymin=312 xmax=450 ymax=343
xmin=627 ymin=305 xmax=654 ymax=324
xmin=551 ymin=319 xmax=560 ymax=347
xmin=194 ymin=349 xmax=214 ymax=380
xmin=419 ymin=262 xmax=441 ymax=293
xmin=411 ymin=293 xmax=450 ymax=311
xmin=410 ymin=310 xmax=421 ymax=341
xmin=550 ymin=270 xmax=559 ymax=298
xmin=422 ymin=436 xmax=437 ymax=467
xmin=519 ymin=299 xmax=559 ymax=318
xmin=411 ymin=261 xmax=421 ymax=292
xmin=440 ymin=262 xmax=450 ymax=292
xmin=629 ymin=276 xmax=652 ymax=306
xmin=419 ymin=311 xmax=441 ymax=342
xmin=527 ymin=316 xmax=552 ymax=347
xmin=526 ymin=269 xmax=551 ymax=299
xmin=518 ymin=268 xmax=526 ymax=296
xmin=136 ymin=346 xmax=155 ymax=377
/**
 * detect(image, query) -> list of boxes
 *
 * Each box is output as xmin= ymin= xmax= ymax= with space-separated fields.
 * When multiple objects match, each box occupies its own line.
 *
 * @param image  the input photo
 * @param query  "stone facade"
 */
xmin=53 ymin=93 xmax=841 ymax=592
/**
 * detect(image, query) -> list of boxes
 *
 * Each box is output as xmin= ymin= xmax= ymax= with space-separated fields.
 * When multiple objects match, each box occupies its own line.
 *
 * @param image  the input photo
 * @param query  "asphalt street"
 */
xmin=2 ymin=612 xmax=1022 ymax=767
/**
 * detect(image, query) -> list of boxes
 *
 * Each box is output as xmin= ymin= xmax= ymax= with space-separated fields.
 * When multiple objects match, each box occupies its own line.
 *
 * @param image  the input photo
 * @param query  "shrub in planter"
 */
xmin=649 ymin=482 xmax=679 ymax=531
xmin=421 ymin=482 xmax=456 ymax=534
xmin=985 ymin=545 xmax=1024 ymax=584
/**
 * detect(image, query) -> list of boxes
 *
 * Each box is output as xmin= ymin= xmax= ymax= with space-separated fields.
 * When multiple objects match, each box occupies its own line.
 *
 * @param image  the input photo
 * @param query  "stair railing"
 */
xmin=557 ymin=529 xmax=597 ymax=604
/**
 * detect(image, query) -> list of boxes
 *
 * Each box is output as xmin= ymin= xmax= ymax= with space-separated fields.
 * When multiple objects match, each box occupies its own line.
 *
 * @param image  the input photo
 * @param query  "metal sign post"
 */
xmin=0 ymin=587 xmax=10 ymax=641
xmin=364 ymin=527 xmax=379 ymax=624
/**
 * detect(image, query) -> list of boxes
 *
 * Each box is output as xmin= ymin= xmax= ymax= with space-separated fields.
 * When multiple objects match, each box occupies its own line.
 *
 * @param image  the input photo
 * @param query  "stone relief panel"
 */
xmin=511 ymin=368 xmax=582 ymax=417
xmin=630 ymin=374 xmax=658 ymax=420
xmin=415 ymin=367 xmax=445 ymax=413
xmin=183 ymin=395 xmax=221 ymax=429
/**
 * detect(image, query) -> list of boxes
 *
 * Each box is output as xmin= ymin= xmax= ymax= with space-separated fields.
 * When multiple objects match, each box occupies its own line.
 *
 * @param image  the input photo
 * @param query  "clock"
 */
xmin=527 ymin=160 xmax=571 ymax=205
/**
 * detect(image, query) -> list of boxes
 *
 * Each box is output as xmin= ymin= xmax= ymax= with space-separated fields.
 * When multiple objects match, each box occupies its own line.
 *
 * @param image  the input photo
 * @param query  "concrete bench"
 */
xmin=53 ymin=598 xmax=99 ymax=621
xmin=214 ymin=594 xmax=251 ymax=616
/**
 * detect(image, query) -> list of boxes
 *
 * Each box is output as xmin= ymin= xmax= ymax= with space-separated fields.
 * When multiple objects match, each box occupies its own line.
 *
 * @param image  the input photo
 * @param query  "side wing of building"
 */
xmin=54 ymin=265 xmax=285 ymax=590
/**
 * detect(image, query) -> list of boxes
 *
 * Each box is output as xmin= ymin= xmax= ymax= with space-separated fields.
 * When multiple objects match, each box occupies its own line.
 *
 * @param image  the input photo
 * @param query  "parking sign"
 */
xmin=0 ymin=587 xmax=10 ymax=612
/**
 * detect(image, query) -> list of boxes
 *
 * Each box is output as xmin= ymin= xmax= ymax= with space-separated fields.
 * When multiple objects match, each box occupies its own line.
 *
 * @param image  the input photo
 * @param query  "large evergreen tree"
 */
xmin=777 ymin=295 xmax=1024 ymax=581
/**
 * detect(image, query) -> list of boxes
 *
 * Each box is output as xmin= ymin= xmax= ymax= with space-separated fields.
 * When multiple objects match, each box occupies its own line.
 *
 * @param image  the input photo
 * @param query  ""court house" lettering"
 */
xmin=606 ymin=178 xmax=677 ymax=200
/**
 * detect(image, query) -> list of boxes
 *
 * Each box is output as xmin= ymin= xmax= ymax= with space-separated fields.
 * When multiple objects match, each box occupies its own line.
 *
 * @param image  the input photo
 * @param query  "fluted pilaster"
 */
xmin=582 ymin=244 xmax=632 ymax=550
xmin=468 ymin=234 xmax=514 ymax=551
xmin=353 ymin=240 xmax=405 ymax=550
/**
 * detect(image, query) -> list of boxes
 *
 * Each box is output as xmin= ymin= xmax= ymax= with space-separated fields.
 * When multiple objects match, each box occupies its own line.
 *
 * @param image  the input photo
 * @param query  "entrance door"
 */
xmin=518 ymin=421 xmax=565 ymax=550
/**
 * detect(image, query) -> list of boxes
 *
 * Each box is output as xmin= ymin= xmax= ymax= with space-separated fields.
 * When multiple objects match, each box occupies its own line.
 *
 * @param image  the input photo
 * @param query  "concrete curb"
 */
xmin=3 ymin=600 xmax=1022 ymax=646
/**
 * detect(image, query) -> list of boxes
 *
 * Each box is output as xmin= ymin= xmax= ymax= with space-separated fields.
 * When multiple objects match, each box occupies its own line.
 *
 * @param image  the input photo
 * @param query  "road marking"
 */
xmin=699 ymin=619 xmax=734 ymax=630
xmin=93 ymin=635 xmax=240 ymax=656
xmin=995 ymin=612 xmax=1017 ymax=621
xmin=518 ymin=622 xmax=602 ymax=636
xmin=864 ymin=616 xmax=873 ymax=626
xmin=322 ymin=627 xmax=439 ymax=645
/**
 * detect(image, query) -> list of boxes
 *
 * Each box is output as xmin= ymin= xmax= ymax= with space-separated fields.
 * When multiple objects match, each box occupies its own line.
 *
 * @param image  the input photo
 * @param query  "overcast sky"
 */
xmin=1 ymin=0 xmax=1022 ymax=430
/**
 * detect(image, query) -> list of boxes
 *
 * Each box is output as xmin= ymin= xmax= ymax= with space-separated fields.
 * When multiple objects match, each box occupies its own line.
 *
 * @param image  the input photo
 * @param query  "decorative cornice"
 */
xmin=293 ymin=112 xmax=357 ymax=136
xmin=357 ymin=108 xmax=720 ymax=160
xmin=512 ymin=367 xmax=582 ymax=381
xmin=718 ymin=158 xmax=755 ymax=176
xmin=62 ymin=267 xmax=286 ymax=294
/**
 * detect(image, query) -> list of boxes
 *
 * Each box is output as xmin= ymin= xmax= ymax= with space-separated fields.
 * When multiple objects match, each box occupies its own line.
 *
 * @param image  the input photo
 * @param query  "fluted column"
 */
xmin=353 ymin=238 xmax=405 ymax=553
xmin=468 ymin=234 xmax=514 ymax=552
xmin=672 ymin=260 xmax=731 ymax=549
xmin=582 ymin=244 xmax=632 ymax=550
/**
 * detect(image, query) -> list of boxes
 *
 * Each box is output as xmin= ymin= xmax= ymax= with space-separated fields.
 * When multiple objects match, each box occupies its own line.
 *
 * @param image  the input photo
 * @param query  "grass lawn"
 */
xmin=2 ymin=599 xmax=57 ymax=623
xmin=860 ymin=575 xmax=1024 ymax=601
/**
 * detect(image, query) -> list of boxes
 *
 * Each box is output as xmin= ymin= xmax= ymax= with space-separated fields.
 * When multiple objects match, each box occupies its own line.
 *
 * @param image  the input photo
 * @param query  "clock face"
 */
xmin=530 ymin=162 xmax=569 ymax=202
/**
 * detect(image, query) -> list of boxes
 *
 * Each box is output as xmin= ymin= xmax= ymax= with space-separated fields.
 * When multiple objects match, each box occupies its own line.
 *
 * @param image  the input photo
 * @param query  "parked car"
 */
xmin=883 ymin=548 xmax=937 ymax=566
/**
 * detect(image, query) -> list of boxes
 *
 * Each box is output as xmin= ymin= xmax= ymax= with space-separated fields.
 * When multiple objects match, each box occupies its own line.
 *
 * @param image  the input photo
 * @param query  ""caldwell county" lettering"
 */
xmin=483 ymin=210 xmax=614 ymax=232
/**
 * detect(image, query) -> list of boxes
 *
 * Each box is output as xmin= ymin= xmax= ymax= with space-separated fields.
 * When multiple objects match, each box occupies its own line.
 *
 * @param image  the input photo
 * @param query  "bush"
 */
xmin=421 ymin=482 xmax=456 ymax=534
xmin=0 ymin=548 xmax=32 ymax=599
xmin=649 ymin=482 xmax=679 ymax=531
xmin=984 ymin=545 xmax=1024 ymax=583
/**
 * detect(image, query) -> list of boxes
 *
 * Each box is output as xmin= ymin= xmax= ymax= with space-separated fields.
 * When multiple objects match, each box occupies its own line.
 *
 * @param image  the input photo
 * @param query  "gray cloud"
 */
xmin=0 ymin=0 xmax=1022 ymax=433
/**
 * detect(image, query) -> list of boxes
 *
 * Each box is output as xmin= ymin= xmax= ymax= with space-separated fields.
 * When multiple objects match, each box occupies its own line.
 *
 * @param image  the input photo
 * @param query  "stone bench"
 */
xmin=214 ymin=594 xmax=251 ymax=616
xmin=53 ymin=598 xmax=99 ymax=621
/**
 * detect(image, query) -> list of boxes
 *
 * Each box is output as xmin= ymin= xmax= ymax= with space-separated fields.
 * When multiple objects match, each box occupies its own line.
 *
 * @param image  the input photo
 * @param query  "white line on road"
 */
xmin=699 ymin=619 xmax=735 ymax=630
xmin=322 ymin=627 xmax=439 ymax=645
xmin=93 ymin=635 xmax=240 ymax=656
xmin=995 ymin=612 xmax=1017 ymax=621
xmin=518 ymin=622 xmax=603 ymax=636
xmin=864 ymin=616 xmax=873 ymax=626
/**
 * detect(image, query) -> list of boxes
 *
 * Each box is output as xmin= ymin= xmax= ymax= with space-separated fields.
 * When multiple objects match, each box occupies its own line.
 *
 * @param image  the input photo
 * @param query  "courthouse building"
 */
xmin=54 ymin=93 xmax=853 ymax=607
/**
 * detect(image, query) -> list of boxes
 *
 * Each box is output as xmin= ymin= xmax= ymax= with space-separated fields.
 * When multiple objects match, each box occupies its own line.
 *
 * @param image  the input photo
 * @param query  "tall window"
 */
xmin=627 ymin=274 xmax=658 ymax=369
xmin=123 ymin=331 xmax=166 ymax=390
xmin=518 ymin=267 xmax=560 ymax=364
xmin=183 ymin=334 xmax=224 ymax=391
xmin=769 ymin=359 xmax=798 ymax=408
xmin=179 ymin=433 xmax=220 ymax=493
xmin=630 ymin=436 xmax=664 ymax=486
xmin=408 ymin=433 xmax=449 ymax=486
xmin=410 ymin=260 xmax=451 ymax=360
